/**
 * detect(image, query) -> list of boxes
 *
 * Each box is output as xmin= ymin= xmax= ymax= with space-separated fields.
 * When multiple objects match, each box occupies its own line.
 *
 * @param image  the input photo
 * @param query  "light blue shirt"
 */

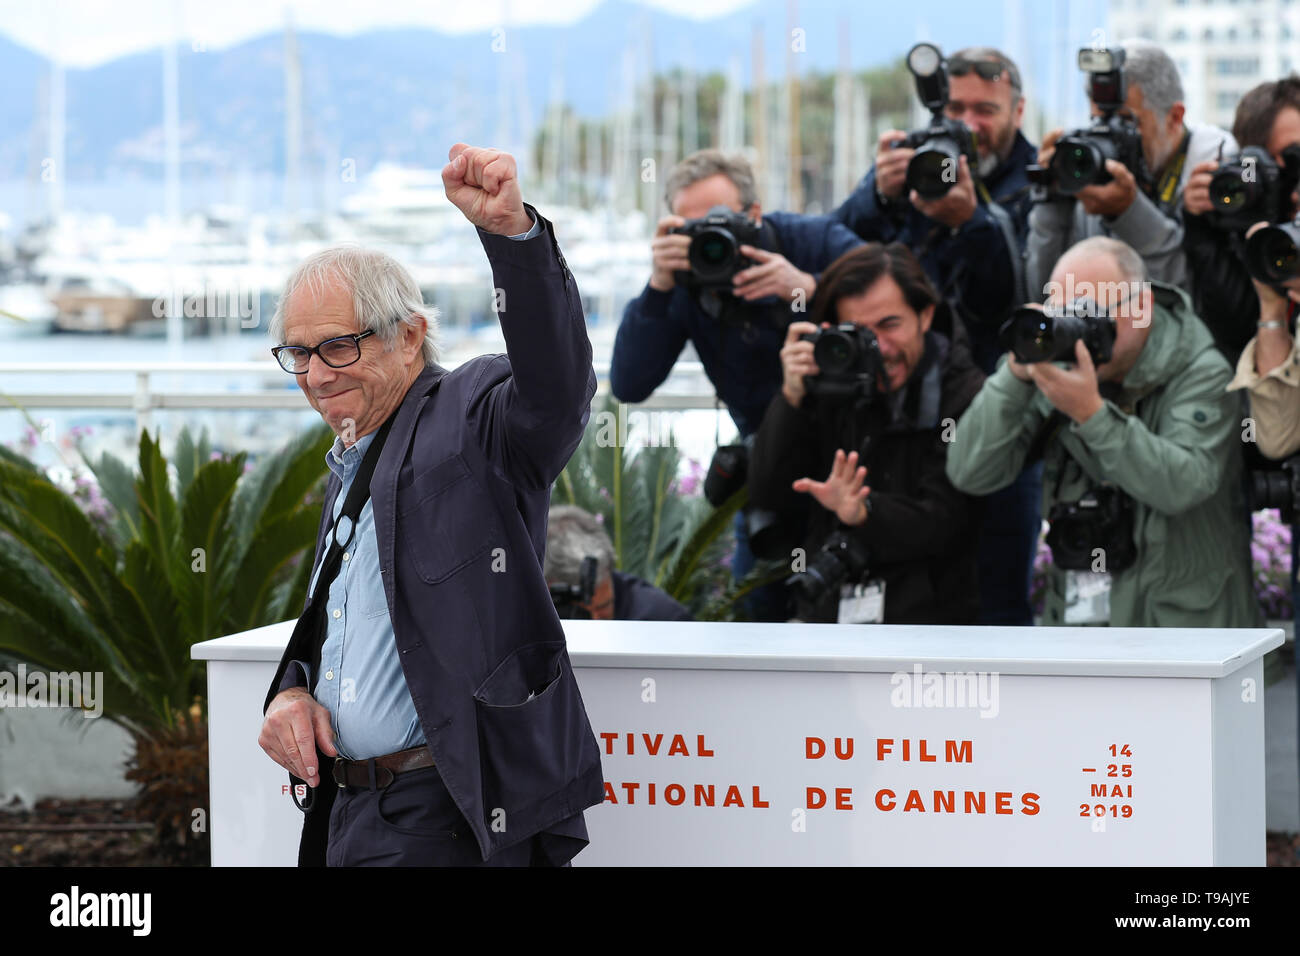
xmin=304 ymin=210 xmax=541 ymax=760
xmin=308 ymin=429 xmax=424 ymax=760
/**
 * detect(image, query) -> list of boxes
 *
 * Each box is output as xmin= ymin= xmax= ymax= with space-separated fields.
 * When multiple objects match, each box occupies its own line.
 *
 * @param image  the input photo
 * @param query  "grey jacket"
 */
xmin=1025 ymin=123 xmax=1237 ymax=301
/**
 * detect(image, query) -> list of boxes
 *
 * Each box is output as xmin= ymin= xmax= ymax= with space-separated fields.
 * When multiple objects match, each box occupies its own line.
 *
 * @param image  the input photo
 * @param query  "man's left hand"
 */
xmin=1027 ymin=339 xmax=1104 ymax=424
xmin=1076 ymin=159 xmax=1138 ymax=219
xmin=909 ymin=154 xmax=977 ymax=228
xmin=442 ymin=143 xmax=533 ymax=236
xmin=734 ymin=246 xmax=816 ymax=303
xmin=793 ymin=449 xmax=871 ymax=526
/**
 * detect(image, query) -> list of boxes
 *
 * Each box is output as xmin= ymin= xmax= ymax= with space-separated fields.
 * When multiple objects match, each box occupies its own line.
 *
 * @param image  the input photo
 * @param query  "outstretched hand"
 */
xmin=793 ymin=449 xmax=871 ymax=526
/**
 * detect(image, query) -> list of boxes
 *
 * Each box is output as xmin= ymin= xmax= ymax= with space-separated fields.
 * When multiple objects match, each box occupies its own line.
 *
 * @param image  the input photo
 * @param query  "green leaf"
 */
xmin=134 ymin=428 xmax=181 ymax=594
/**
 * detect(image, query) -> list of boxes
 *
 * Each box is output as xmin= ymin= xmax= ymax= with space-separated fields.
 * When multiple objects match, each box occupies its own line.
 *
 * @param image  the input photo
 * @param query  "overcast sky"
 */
xmin=0 ymin=0 xmax=755 ymax=67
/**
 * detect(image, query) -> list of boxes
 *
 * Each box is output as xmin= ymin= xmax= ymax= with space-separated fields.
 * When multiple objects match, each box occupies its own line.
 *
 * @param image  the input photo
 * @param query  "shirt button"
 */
xmin=332 ymin=609 xmax=341 ymax=619
xmin=325 ymin=671 xmax=334 ymax=681
xmin=343 ymin=552 xmax=350 ymax=561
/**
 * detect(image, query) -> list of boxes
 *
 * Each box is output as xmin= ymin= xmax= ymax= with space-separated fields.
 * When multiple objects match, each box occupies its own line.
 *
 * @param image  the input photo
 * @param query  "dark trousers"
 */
xmin=976 ymin=460 xmax=1043 ymax=626
xmin=326 ymin=765 xmax=545 ymax=867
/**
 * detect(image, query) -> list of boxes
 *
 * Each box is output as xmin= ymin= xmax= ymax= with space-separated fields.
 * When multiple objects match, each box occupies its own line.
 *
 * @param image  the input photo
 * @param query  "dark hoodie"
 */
xmin=748 ymin=328 xmax=986 ymax=624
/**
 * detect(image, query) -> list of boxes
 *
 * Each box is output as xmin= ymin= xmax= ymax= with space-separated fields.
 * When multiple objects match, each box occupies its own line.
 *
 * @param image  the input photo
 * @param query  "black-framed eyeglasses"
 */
xmin=949 ymin=56 xmax=1021 ymax=93
xmin=272 ymin=330 xmax=376 ymax=374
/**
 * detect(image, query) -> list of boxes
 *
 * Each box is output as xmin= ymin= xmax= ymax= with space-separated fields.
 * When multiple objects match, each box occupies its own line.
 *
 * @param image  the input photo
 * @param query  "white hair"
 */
xmin=270 ymin=245 xmax=439 ymax=366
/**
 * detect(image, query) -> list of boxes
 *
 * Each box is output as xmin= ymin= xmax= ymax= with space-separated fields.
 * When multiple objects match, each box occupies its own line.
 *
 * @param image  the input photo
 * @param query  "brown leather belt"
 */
xmin=332 ymin=745 xmax=435 ymax=790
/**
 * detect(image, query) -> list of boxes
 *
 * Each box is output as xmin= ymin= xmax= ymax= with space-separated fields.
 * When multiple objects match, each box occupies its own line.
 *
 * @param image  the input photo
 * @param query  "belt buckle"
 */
xmin=332 ymin=759 xmax=349 ymax=789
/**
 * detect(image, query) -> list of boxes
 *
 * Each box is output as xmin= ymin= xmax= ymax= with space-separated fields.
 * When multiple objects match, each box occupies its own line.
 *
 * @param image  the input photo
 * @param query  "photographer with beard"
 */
xmin=610 ymin=149 xmax=862 ymax=620
xmin=1027 ymin=40 xmax=1236 ymax=304
xmin=833 ymin=45 xmax=1040 ymax=627
xmin=747 ymin=243 xmax=985 ymax=624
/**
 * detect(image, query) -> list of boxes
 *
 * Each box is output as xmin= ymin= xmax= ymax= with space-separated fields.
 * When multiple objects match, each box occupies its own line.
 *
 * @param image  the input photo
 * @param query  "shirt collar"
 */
xmin=325 ymin=428 xmax=377 ymax=482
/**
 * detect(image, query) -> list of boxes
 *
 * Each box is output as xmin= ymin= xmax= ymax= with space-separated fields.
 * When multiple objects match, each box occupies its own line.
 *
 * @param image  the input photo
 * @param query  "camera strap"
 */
xmin=1151 ymin=129 xmax=1192 ymax=216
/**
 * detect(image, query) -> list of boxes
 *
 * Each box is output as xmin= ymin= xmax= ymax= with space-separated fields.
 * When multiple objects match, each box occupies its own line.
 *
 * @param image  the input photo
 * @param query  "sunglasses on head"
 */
xmin=949 ymin=56 xmax=1020 ymax=91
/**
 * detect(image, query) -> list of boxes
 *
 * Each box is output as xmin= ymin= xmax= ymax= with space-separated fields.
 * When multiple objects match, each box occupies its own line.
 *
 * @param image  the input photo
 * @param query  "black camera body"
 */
xmin=1033 ymin=48 xmax=1150 ymax=196
xmin=999 ymin=301 xmax=1117 ymax=366
xmin=1251 ymin=454 xmax=1300 ymax=522
xmin=1046 ymin=484 xmax=1138 ymax=572
xmin=799 ymin=324 xmax=886 ymax=401
xmin=550 ymin=555 xmax=599 ymax=620
xmin=786 ymin=528 xmax=872 ymax=607
xmin=1208 ymin=144 xmax=1300 ymax=233
xmin=671 ymin=205 xmax=763 ymax=293
xmin=894 ymin=43 xmax=980 ymax=201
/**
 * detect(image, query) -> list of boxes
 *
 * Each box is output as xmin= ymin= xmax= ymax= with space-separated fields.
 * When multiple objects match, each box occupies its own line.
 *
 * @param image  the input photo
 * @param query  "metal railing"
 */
xmin=0 ymin=361 xmax=721 ymax=434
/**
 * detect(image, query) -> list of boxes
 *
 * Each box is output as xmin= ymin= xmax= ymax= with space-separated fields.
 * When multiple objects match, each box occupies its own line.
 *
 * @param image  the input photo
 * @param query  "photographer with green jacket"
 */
xmin=946 ymin=236 xmax=1258 ymax=627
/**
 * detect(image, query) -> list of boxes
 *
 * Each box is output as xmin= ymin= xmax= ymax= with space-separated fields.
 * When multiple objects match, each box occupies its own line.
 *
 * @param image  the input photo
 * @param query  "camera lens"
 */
xmin=907 ymin=142 xmax=959 ymax=200
xmin=1002 ymin=307 xmax=1061 ymax=363
xmin=814 ymin=330 xmax=857 ymax=375
xmin=1210 ymin=174 xmax=1251 ymax=211
xmin=688 ymin=228 xmax=738 ymax=281
xmin=1246 ymin=223 xmax=1300 ymax=283
xmin=1052 ymin=138 xmax=1105 ymax=194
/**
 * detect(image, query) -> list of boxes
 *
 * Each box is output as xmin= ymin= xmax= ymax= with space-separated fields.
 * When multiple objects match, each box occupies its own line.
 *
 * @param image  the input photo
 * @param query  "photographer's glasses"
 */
xmin=272 ymin=330 xmax=375 ymax=374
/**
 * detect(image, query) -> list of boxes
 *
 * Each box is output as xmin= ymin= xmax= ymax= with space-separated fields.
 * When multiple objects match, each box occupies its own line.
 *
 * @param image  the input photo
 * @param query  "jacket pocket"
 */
xmin=398 ymin=453 xmax=497 ymax=583
xmin=473 ymin=641 xmax=590 ymax=814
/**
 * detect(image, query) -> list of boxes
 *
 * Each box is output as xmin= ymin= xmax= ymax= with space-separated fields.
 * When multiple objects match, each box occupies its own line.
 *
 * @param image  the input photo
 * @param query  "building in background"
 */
xmin=1109 ymin=0 xmax=1295 ymax=130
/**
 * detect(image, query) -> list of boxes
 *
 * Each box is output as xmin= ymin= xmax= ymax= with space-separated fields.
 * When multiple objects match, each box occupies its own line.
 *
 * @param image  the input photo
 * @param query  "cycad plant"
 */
xmin=553 ymin=395 xmax=787 ymax=619
xmin=0 ymin=421 xmax=333 ymax=864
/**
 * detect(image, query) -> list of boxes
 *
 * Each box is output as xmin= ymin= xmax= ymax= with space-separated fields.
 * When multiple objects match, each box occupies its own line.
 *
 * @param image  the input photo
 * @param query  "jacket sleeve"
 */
xmin=830 ymin=167 xmax=901 ymax=242
xmin=855 ymin=432 xmax=974 ymax=564
xmin=1069 ymin=355 xmax=1236 ymax=515
xmin=819 ymin=219 xmax=865 ymax=271
xmin=933 ymin=203 xmax=1015 ymax=326
xmin=1025 ymin=199 xmax=1074 ymax=302
xmin=748 ymin=391 xmax=823 ymax=516
xmin=608 ymin=284 xmax=690 ymax=404
xmin=469 ymin=205 xmax=597 ymax=490
xmin=1229 ymin=333 xmax=1300 ymax=460
xmin=1104 ymin=190 xmax=1187 ymax=288
xmin=945 ymin=361 xmax=1050 ymax=495
xmin=1182 ymin=214 xmax=1259 ymax=359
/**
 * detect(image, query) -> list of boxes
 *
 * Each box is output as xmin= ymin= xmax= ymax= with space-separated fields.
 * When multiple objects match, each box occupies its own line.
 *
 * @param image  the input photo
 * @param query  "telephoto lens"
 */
xmin=1245 ymin=221 xmax=1300 ymax=283
xmin=998 ymin=302 xmax=1116 ymax=365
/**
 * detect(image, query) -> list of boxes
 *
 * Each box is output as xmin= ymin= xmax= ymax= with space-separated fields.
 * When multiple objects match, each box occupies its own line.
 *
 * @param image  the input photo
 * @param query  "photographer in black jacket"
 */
xmin=1179 ymin=80 xmax=1300 ymax=364
xmin=748 ymin=243 xmax=985 ymax=624
xmin=610 ymin=149 xmax=862 ymax=620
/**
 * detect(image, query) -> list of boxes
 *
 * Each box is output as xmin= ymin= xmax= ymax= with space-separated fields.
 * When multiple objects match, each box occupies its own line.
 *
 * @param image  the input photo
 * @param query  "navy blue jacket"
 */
xmin=611 ymin=570 xmax=694 ymax=621
xmin=831 ymin=137 xmax=1028 ymax=375
xmin=610 ymin=211 xmax=862 ymax=438
xmin=984 ymin=129 xmax=1037 ymax=253
xmin=269 ymin=207 xmax=604 ymax=864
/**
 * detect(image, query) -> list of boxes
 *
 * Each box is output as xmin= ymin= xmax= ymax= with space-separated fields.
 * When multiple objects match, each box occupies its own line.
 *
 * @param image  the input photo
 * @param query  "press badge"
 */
xmin=838 ymin=580 xmax=885 ymax=624
xmin=1063 ymin=570 xmax=1111 ymax=624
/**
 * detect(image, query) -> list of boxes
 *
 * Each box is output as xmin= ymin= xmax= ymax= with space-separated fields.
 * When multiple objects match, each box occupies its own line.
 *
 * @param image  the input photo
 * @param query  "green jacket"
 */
xmin=945 ymin=281 xmax=1259 ymax=628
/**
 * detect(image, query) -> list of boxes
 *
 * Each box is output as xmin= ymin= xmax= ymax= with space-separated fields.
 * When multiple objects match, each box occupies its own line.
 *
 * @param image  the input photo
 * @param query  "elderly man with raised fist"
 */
xmin=258 ymin=143 xmax=603 ymax=867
